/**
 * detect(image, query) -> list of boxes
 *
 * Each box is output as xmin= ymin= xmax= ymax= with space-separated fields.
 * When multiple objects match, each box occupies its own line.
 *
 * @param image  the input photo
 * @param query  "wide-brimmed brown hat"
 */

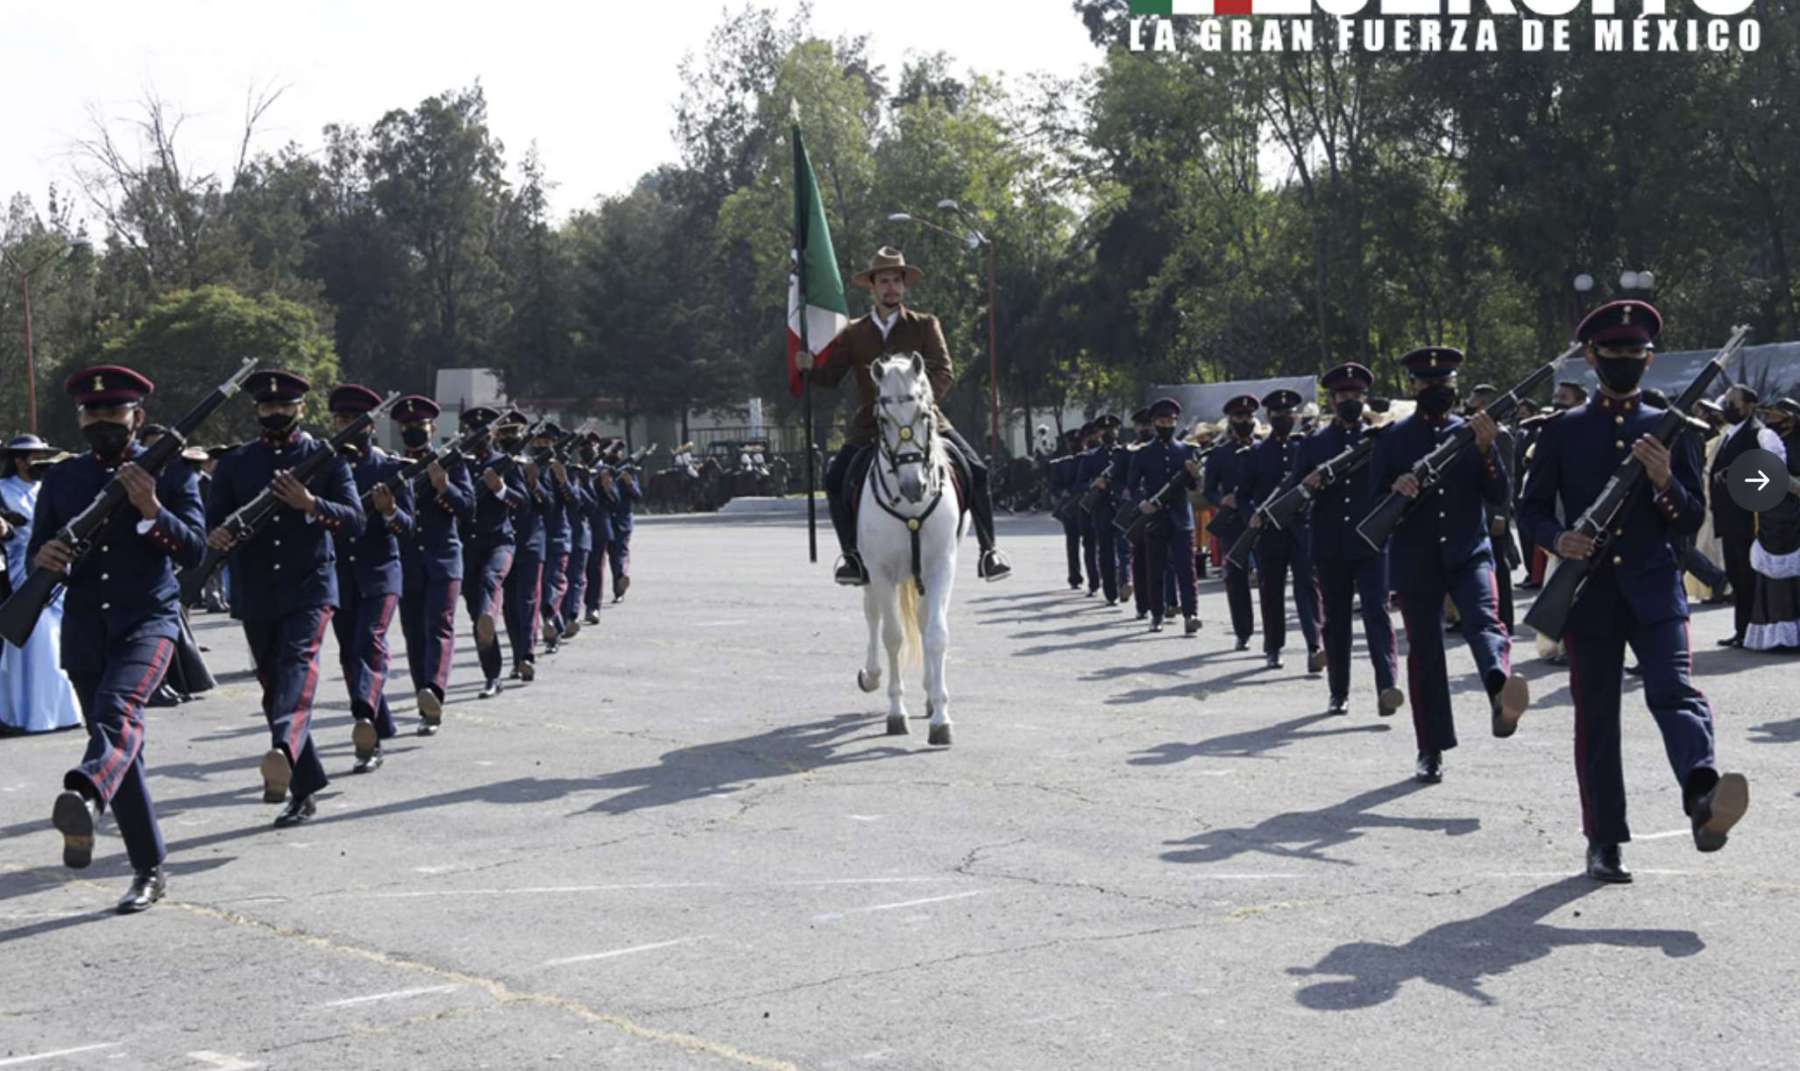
xmin=851 ymin=246 xmax=923 ymax=290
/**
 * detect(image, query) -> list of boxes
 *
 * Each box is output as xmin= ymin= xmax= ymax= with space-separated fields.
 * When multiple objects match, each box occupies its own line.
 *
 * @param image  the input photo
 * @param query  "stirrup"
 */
xmin=834 ymin=553 xmax=870 ymax=586
xmin=977 ymin=548 xmax=1012 ymax=582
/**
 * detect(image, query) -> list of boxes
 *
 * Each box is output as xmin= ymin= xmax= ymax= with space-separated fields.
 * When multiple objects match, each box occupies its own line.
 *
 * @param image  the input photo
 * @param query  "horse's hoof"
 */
xmin=858 ymin=669 xmax=880 ymax=693
xmin=886 ymin=714 xmax=909 ymax=736
xmin=928 ymin=723 xmax=953 ymax=747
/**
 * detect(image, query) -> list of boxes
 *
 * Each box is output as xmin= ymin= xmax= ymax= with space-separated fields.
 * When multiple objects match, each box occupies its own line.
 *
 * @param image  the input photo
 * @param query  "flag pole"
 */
xmin=793 ymin=106 xmax=818 ymax=563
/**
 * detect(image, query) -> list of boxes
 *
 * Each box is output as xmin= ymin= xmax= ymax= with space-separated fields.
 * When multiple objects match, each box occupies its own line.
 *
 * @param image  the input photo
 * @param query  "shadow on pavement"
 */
xmin=1286 ymin=875 xmax=1703 ymax=1009
xmin=1132 ymin=712 xmax=1391 ymax=764
xmin=1160 ymin=779 xmax=1475 ymax=867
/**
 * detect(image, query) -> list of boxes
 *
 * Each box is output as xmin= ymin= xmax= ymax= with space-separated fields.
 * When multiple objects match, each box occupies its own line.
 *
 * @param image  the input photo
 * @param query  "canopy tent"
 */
xmin=1146 ymin=375 xmax=1321 ymax=425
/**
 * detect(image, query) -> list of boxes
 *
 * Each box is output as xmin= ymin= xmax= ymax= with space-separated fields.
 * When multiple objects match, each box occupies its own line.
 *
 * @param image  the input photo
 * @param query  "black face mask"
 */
xmin=1230 ymin=419 xmax=1255 ymax=439
xmin=1270 ymin=414 xmax=1296 ymax=436
xmin=1136 ymin=428 xmax=1154 ymax=443
xmin=1418 ymin=385 xmax=1457 ymax=417
xmin=1101 ymin=431 xmax=1117 ymax=446
xmin=1155 ymin=425 xmax=1175 ymax=442
xmin=1722 ymin=403 xmax=1748 ymax=424
xmin=401 ymin=426 xmax=431 ymax=449
xmin=1595 ymin=357 xmax=1647 ymax=395
xmin=1335 ymin=399 xmax=1364 ymax=424
xmin=83 ymin=420 xmax=134 ymax=459
xmin=344 ymin=428 xmax=373 ymax=453
xmin=498 ymin=435 xmax=524 ymax=452
xmin=259 ymin=412 xmax=298 ymax=436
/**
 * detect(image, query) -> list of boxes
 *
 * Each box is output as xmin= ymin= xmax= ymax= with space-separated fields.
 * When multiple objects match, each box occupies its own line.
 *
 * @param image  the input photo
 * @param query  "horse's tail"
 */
xmin=898 ymin=580 xmax=924 ymax=671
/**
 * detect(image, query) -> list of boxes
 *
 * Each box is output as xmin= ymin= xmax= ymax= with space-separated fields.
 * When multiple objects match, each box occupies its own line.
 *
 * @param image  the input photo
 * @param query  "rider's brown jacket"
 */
xmin=811 ymin=306 xmax=956 ymax=445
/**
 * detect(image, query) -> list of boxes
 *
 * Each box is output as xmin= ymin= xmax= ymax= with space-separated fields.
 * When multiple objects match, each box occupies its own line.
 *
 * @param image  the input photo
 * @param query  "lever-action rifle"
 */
xmin=1 ymin=358 xmax=257 ymax=647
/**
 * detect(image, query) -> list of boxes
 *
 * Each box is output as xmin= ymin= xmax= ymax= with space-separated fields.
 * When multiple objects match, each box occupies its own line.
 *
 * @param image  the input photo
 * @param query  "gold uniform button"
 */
xmin=906 ymin=518 xmax=920 ymax=531
xmin=1612 ymin=555 xmax=1623 ymax=565
xmin=1615 ymin=416 xmax=1625 ymax=425
xmin=1615 ymin=441 xmax=1625 ymax=449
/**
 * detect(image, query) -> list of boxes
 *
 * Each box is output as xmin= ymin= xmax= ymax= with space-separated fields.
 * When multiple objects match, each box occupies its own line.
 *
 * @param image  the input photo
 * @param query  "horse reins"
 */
xmin=871 ymin=401 xmax=945 ymax=595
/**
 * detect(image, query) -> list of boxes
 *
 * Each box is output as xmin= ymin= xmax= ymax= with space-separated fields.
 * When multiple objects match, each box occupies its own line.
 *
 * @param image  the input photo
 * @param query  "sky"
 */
xmin=0 ymin=0 xmax=1107 ymax=227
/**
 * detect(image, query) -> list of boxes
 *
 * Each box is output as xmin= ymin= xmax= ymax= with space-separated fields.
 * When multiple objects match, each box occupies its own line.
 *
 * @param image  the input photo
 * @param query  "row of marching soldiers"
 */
xmin=25 ymin=366 xmax=639 ymax=913
xmin=1048 ymin=300 xmax=1754 ymax=885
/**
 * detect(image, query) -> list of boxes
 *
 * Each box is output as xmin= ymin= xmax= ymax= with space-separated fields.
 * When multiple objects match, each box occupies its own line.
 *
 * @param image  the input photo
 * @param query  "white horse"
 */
xmin=855 ymin=353 xmax=967 ymax=746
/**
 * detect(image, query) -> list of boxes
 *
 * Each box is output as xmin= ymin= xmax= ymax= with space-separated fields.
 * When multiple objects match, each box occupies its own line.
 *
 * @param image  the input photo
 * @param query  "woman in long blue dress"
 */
xmin=0 ymin=435 xmax=84 ymax=734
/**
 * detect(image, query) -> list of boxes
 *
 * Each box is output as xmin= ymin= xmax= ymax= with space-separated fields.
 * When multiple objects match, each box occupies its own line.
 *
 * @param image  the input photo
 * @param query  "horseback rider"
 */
xmin=804 ymin=246 xmax=1012 ymax=586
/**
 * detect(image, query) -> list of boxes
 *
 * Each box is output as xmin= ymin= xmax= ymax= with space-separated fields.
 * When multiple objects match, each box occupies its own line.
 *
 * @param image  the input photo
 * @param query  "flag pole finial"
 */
xmin=789 ymin=98 xmax=801 ymax=125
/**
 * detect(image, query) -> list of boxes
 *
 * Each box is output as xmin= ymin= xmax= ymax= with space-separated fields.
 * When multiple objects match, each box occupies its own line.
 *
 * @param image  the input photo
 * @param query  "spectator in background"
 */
xmin=1744 ymin=398 xmax=1800 ymax=652
xmin=0 ymin=435 xmax=83 ymax=735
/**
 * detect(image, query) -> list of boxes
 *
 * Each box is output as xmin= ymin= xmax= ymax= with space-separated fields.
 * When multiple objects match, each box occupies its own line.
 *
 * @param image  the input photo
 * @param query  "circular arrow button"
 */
xmin=1727 ymin=449 xmax=1790 ymax=513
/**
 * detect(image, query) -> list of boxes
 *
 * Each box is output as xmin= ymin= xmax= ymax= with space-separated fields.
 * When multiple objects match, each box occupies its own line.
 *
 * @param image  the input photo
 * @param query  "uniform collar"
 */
xmin=263 ymin=428 xmax=303 ymax=449
xmin=1596 ymin=392 xmax=1641 ymax=413
xmin=872 ymin=305 xmax=903 ymax=339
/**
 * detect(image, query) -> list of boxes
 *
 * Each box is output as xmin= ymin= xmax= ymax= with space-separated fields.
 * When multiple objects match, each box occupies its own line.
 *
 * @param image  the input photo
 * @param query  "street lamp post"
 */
xmin=3 ymin=241 xmax=81 ymax=435
xmin=887 ymin=205 xmax=1002 ymax=458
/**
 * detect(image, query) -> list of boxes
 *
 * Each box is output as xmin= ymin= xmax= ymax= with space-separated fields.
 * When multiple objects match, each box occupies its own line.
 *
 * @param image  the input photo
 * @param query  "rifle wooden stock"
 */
xmin=1523 ymin=326 xmax=1747 ymax=641
xmin=0 ymin=357 xmax=258 ymax=647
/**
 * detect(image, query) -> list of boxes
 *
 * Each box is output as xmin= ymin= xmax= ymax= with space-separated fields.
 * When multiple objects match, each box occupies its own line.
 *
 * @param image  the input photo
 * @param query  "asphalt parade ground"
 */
xmin=3 ymin=512 xmax=1797 ymax=1070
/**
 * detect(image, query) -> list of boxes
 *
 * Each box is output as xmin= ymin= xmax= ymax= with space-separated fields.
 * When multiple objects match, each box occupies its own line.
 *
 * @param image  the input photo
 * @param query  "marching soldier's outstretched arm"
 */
xmin=1517 ymin=418 xmax=1564 ymax=552
xmin=439 ymin=458 xmax=475 ymax=519
xmin=1649 ymin=434 xmax=1706 ymax=535
xmin=308 ymin=453 xmax=366 ymax=537
xmin=24 ymin=468 xmax=66 ymax=564
xmin=142 ymin=463 xmax=207 ymax=568
xmin=384 ymin=463 xmax=416 ymax=536
xmin=1476 ymin=430 xmax=1511 ymax=507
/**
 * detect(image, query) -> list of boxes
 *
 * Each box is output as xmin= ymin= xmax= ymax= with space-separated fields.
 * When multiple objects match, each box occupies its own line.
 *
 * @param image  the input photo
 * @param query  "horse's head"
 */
xmin=872 ymin=352 xmax=942 ymax=504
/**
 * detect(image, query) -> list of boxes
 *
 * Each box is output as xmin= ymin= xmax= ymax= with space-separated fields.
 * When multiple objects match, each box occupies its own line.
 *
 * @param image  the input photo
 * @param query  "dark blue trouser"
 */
xmin=584 ymin=537 xmax=606 ymax=612
xmin=1224 ymin=560 xmax=1256 ymax=641
xmin=67 ymin=633 xmax=174 ymax=873
xmin=1129 ymin=532 xmax=1149 ymax=612
xmin=1081 ymin=511 xmax=1118 ymax=601
xmin=1683 ymin=543 xmax=1727 ymax=592
xmin=605 ymin=534 xmax=631 ymax=587
xmin=562 ymin=545 xmax=589 ymax=622
xmin=1145 ymin=524 xmax=1196 ymax=622
xmin=334 ymin=586 xmax=399 ymax=739
xmin=505 ymin=549 xmax=545 ymax=666
xmin=1396 ymin=558 xmax=1511 ymax=753
xmin=463 ymin=543 xmax=513 ymax=681
xmin=1318 ymin=554 xmax=1397 ymax=700
xmin=1258 ymin=530 xmax=1322 ymax=655
xmin=541 ymin=549 xmax=570 ymax=636
xmin=402 ymin=575 xmax=460 ymax=700
xmin=243 ymin=608 xmax=333 ymax=800
xmin=1566 ymin=612 xmax=1717 ymax=845
xmin=1062 ymin=518 xmax=1083 ymax=587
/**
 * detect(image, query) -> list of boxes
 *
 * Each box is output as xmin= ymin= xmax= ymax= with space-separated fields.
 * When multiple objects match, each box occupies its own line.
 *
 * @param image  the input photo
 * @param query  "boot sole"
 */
xmin=1493 ymin=673 xmax=1530 ymax=738
xmin=417 ymin=688 xmax=443 ymax=726
xmin=260 ymin=748 xmax=292 ymax=804
xmin=519 ymin=661 xmax=536 ymax=683
xmin=1697 ymin=773 xmax=1749 ymax=852
xmin=475 ymin=614 xmax=497 ymax=646
xmin=1307 ymin=650 xmax=1326 ymax=673
xmin=1378 ymin=687 xmax=1405 ymax=717
xmin=1587 ymin=865 xmax=1634 ymax=884
xmin=351 ymin=719 xmax=378 ymax=761
xmin=53 ymin=792 xmax=95 ymax=870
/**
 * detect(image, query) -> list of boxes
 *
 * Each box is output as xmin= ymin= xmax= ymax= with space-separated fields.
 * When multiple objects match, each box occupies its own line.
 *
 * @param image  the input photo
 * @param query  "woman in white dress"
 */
xmin=0 ymin=435 xmax=84 ymax=734
xmin=1745 ymin=400 xmax=1800 ymax=652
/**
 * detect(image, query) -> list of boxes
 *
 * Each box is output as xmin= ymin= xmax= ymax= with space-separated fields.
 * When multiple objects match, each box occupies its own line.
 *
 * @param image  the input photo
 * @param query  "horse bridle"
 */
xmin=870 ymin=393 xmax=944 ymax=594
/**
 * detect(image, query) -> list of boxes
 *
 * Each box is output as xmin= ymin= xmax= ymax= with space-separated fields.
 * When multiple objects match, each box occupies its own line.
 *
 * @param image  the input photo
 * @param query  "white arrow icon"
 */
xmin=1746 ymin=470 xmax=1771 ymax=491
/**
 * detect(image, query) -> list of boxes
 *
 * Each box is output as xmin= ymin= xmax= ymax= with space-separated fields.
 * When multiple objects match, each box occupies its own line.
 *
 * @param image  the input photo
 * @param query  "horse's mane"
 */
xmin=874 ymin=353 xmax=950 ymax=475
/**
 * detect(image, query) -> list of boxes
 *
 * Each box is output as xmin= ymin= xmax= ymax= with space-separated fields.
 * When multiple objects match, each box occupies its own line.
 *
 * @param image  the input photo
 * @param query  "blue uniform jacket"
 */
xmin=208 ymin=432 xmax=364 ymax=621
xmin=540 ymin=469 xmax=572 ymax=556
xmin=607 ymin=477 xmax=639 ymax=537
xmin=1075 ymin=446 xmax=1115 ymax=512
xmin=335 ymin=448 xmax=414 ymax=599
xmin=399 ymin=450 xmax=473 ymax=586
xmin=1203 ymin=439 xmax=1255 ymax=543
xmin=1367 ymin=413 xmax=1510 ymax=592
xmin=585 ymin=476 xmax=613 ymax=546
xmin=1126 ymin=439 xmax=1200 ymax=531
xmin=28 ymin=446 xmax=206 ymax=675
xmin=1238 ymin=431 xmax=1311 ymax=552
xmin=465 ymin=447 xmax=527 ymax=550
xmin=1291 ymin=421 xmax=1384 ymax=563
xmin=511 ymin=465 xmax=548 ymax=556
xmin=1518 ymin=394 xmax=1705 ymax=631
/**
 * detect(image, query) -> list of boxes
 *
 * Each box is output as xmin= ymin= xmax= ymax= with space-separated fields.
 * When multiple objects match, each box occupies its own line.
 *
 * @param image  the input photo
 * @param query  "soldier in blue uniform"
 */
xmin=581 ymin=436 xmax=614 ymax=623
xmin=558 ymin=441 xmax=595 ymax=640
xmin=600 ymin=460 xmax=640 ymax=602
xmin=1368 ymin=346 xmax=1530 ymax=784
xmin=1241 ymin=389 xmax=1323 ymax=671
xmin=498 ymin=410 xmax=547 ymax=680
xmin=529 ymin=423 xmax=575 ymax=653
xmin=392 ymin=395 xmax=471 ymax=732
xmin=1292 ymin=364 xmax=1403 ymax=717
xmin=460 ymin=406 xmax=525 ymax=698
xmin=1204 ymin=395 xmax=1261 ymax=648
xmin=328 ymin=384 xmax=413 ymax=773
xmin=1126 ymin=398 xmax=1202 ymax=635
xmin=206 ymin=370 xmax=364 ymax=827
xmin=1518 ymin=300 xmax=1749 ymax=882
xmin=38 ymin=365 xmax=207 ymax=911
xmin=1113 ymin=408 xmax=1153 ymax=606
xmin=1077 ymin=417 xmax=1121 ymax=603
xmin=1048 ymin=428 xmax=1087 ymax=591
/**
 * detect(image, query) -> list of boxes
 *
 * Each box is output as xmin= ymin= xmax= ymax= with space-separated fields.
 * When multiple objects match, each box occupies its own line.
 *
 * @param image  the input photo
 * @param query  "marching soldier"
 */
xmin=393 ymin=395 xmax=472 ymax=731
xmin=40 ymin=365 xmax=206 ymax=911
xmin=1126 ymin=398 xmax=1201 ymax=635
xmin=582 ymin=435 xmax=613 ymax=622
xmin=602 ymin=457 xmax=639 ymax=602
xmin=1466 ymin=383 xmax=1520 ymax=631
xmin=558 ymin=441 xmax=595 ymax=639
xmin=1077 ymin=417 xmax=1121 ymax=603
xmin=325 ymin=384 xmax=412 ymax=774
xmin=1242 ymin=389 xmax=1323 ymax=671
xmin=1050 ymin=428 xmax=1087 ymax=591
xmin=1518 ymin=300 xmax=1749 ymax=882
xmin=460 ymin=406 xmax=525 ymax=698
xmin=1204 ymin=395 xmax=1260 ymax=649
xmin=499 ymin=411 xmax=546 ymax=680
xmin=531 ymin=423 xmax=575 ymax=653
xmin=1114 ymin=408 xmax=1155 ymax=611
xmin=1293 ymin=364 xmax=1402 ymax=717
xmin=807 ymin=247 xmax=1012 ymax=586
xmin=1368 ymin=347 xmax=1530 ymax=784
xmin=207 ymin=370 xmax=363 ymax=827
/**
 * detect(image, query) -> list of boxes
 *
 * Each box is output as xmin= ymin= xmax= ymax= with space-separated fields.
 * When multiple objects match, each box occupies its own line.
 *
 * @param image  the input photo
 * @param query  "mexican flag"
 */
xmin=786 ymin=117 xmax=847 ymax=398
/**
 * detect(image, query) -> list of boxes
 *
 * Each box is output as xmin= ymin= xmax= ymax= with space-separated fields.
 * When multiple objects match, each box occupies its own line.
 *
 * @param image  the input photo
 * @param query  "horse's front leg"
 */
xmin=922 ymin=569 xmax=954 ymax=746
xmin=881 ymin=582 xmax=909 ymax=735
xmin=857 ymin=582 xmax=882 ymax=695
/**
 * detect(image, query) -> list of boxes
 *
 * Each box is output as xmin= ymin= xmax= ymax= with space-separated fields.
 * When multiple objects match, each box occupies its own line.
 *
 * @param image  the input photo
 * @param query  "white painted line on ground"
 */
xmin=1180 ymin=874 xmax=1302 ymax=880
xmin=185 ymin=1053 xmax=262 ymax=1070
xmin=778 ymin=877 xmax=942 ymax=886
xmin=1635 ymin=829 xmax=1695 ymax=841
xmin=320 ymin=984 xmax=460 ymax=1008
xmin=847 ymin=814 xmax=885 ymax=822
xmin=813 ymin=889 xmax=988 ymax=921
xmin=365 ymin=881 xmax=721 ymax=900
xmin=412 ymin=865 xmax=456 ymax=874
xmin=540 ymin=936 xmax=707 ymax=967
xmin=0 ymin=1044 xmax=123 ymax=1067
